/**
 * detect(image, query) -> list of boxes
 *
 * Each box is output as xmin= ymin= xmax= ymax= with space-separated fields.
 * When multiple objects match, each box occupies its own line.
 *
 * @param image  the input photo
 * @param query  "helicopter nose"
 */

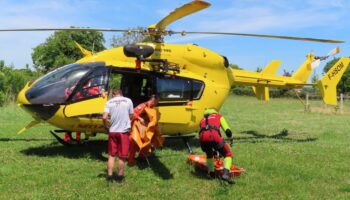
xmin=17 ymin=82 xmax=60 ymax=121
xmin=17 ymin=82 xmax=31 ymax=105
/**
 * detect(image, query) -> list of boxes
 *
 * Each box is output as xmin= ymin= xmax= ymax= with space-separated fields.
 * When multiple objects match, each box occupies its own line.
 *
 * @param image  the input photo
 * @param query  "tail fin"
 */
xmin=261 ymin=60 xmax=281 ymax=75
xmin=252 ymin=60 xmax=281 ymax=101
xmin=318 ymin=57 xmax=350 ymax=105
xmin=291 ymin=52 xmax=314 ymax=83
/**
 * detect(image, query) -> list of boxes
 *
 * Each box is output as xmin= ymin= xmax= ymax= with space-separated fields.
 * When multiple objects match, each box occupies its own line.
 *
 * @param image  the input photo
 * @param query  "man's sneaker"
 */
xmin=106 ymin=176 xmax=113 ymax=185
xmin=115 ymin=175 xmax=125 ymax=183
xmin=221 ymin=169 xmax=234 ymax=184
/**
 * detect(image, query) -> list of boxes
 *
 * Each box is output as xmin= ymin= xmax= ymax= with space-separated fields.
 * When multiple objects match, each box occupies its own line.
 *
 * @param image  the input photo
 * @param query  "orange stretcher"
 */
xmin=188 ymin=154 xmax=244 ymax=177
xmin=129 ymin=107 xmax=164 ymax=164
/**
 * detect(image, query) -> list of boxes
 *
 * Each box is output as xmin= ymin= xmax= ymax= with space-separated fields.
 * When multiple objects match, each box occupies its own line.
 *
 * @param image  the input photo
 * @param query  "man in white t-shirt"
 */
xmin=103 ymin=89 xmax=133 ymax=184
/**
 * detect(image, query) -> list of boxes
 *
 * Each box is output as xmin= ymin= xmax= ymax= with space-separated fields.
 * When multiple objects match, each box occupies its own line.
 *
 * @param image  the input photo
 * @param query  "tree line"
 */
xmin=0 ymin=29 xmax=349 ymax=106
xmin=0 ymin=61 xmax=40 ymax=106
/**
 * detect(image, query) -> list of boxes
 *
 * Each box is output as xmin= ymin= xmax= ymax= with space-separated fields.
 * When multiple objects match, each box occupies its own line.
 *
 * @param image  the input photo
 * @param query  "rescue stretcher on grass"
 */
xmin=187 ymin=154 xmax=244 ymax=177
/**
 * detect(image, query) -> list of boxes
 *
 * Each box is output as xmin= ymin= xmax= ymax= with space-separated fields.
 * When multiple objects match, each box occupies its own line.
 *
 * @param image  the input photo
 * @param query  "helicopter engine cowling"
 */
xmin=123 ymin=44 xmax=154 ymax=59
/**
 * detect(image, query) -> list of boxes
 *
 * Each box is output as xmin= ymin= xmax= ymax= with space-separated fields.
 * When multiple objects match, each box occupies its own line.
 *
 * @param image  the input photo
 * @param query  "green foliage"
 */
xmin=231 ymin=86 xmax=254 ymax=96
xmin=282 ymin=69 xmax=293 ymax=77
xmin=0 ymin=91 xmax=6 ymax=106
xmin=109 ymin=74 xmax=122 ymax=91
xmin=110 ymin=27 xmax=152 ymax=47
xmin=0 ymin=60 xmax=40 ymax=106
xmin=311 ymin=71 xmax=319 ymax=83
xmin=229 ymin=64 xmax=241 ymax=69
xmin=323 ymin=57 xmax=350 ymax=93
xmin=0 ymin=60 xmax=4 ymax=70
xmin=32 ymin=30 xmax=105 ymax=73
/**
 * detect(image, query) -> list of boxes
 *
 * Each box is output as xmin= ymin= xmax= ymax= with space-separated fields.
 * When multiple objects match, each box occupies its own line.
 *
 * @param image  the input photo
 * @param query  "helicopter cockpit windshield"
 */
xmin=25 ymin=62 xmax=106 ymax=104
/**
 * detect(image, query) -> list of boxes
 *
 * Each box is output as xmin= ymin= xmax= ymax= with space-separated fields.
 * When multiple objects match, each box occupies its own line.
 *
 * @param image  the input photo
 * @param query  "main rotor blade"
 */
xmin=0 ymin=27 xmax=141 ymax=33
xmin=155 ymin=0 xmax=210 ymax=31
xmin=172 ymin=31 xmax=344 ymax=43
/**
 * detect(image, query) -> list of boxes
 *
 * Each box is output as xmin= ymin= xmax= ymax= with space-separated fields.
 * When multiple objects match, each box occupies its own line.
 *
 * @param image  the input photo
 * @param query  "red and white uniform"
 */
xmin=199 ymin=113 xmax=232 ymax=158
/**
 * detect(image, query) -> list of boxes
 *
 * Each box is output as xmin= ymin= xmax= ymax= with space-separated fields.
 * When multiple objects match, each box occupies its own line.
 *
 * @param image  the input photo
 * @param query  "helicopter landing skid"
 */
xmin=49 ymin=130 xmax=81 ymax=146
xmin=163 ymin=135 xmax=195 ymax=154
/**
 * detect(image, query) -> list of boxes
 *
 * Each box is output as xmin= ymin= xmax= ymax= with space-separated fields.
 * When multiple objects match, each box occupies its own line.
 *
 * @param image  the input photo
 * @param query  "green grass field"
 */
xmin=1 ymin=96 xmax=349 ymax=199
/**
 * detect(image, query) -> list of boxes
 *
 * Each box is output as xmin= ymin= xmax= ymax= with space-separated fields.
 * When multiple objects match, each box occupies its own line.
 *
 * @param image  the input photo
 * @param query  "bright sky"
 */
xmin=0 ymin=0 xmax=349 ymax=75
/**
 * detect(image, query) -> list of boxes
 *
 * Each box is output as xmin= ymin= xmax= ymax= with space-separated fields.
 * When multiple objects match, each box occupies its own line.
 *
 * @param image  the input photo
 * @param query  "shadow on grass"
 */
xmin=18 ymin=129 xmax=315 ymax=162
xmin=162 ymin=137 xmax=200 ymax=152
xmin=149 ymin=156 xmax=174 ymax=180
xmin=189 ymin=165 xmax=210 ymax=180
xmin=133 ymin=155 xmax=174 ymax=180
xmin=21 ymin=140 xmax=174 ymax=180
xmin=236 ymin=129 xmax=317 ymax=143
xmin=0 ymin=138 xmax=55 ymax=142
xmin=161 ymin=129 xmax=316 ymax=153
xmin=21 ymin=140 xmax=108 ymax=162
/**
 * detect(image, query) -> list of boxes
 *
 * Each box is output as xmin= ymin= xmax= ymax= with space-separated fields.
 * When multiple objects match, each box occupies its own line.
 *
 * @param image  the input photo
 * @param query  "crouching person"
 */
xmin=199 ymin=108 xmax=233 ymax=183
xmin=102 ymin=89 xmax=133 ymax=184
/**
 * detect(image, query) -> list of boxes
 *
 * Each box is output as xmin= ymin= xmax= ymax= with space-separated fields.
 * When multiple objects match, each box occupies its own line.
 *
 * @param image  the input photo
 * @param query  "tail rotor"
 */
xmin=311 ymin=47 xmax=340 ymax=69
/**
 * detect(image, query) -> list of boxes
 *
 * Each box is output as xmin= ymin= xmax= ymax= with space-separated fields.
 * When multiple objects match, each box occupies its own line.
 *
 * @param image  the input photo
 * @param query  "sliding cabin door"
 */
xmin=156 ymin=76 xmax=204 ymax=134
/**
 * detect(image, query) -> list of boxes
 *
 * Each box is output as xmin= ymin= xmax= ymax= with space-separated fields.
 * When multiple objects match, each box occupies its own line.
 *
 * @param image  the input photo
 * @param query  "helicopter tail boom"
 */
xmin=231 ymin=57 xmax=350 ymax=105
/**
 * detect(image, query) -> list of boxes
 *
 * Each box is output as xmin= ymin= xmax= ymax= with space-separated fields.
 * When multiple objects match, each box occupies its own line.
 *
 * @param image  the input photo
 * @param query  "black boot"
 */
xmin=208 ymin=171 xmax=216 ymax=179
xmin=221 ymin=168 xmax=234 ymax=184
xmin=115 ymin=175 xmax=125 ymax=183
xmin=106 ymin=175 xmax=113 ymax=185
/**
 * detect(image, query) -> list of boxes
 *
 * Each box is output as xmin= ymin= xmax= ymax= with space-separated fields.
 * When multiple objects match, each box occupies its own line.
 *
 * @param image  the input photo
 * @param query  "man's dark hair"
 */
xmin=112 ymin=89 xmax=123 ymax=96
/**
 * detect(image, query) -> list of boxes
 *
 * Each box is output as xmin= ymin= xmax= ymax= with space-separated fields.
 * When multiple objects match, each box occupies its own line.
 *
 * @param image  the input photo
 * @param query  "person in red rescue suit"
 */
xmin=63 ymin=80 xmax=102 ymax=143
xmin=128 ymin=95 xmax=161 ymax=165
xmin=199 ymin=108 xmax=233 ymax=182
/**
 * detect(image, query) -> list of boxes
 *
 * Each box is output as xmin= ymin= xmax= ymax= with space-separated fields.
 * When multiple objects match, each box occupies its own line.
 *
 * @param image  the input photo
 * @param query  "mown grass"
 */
xmin=0 ymin=96 xmax=349 ymax=199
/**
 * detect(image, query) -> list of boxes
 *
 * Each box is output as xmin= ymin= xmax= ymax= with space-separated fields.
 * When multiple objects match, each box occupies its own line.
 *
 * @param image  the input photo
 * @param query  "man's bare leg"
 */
xmin=108 ymin=155 xmax=116 ymax=176
xmin=117 ymin=158 xmax=127 ymax=176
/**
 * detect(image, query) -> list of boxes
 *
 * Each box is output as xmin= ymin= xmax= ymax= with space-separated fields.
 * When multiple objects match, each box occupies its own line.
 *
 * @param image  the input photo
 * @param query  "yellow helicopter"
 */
xmin=5 ymin=1 xmax=349 ymax=146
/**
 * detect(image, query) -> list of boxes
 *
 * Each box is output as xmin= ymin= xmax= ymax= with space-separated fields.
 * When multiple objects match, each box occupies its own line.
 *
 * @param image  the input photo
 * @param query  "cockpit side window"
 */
xmin=70 ymin=67 xmax=108 ymax=102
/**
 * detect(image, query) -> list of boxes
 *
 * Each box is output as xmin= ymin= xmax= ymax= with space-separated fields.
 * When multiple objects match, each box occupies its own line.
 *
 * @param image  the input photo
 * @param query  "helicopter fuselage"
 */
xmin=17 ymin=42 xmax=233 ymax=135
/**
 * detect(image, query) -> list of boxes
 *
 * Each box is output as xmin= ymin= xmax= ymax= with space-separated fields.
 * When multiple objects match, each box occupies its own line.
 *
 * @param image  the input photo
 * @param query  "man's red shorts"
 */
xmin=108 ymin=132 xmax=130 ymax=158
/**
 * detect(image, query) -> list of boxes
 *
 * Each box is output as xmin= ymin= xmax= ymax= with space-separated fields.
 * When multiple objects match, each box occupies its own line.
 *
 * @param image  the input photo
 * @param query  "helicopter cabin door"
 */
xmin=156 ymin=75 xmax=205 ymax=131
xmin=63 ymin=66 xmax=108 ymax=117
xmin=109 ymin=69 xmax=154 ymax=107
